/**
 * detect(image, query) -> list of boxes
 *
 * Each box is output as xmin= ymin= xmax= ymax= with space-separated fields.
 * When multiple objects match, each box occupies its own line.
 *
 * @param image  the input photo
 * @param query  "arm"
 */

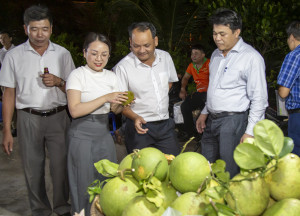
xmin=122 ymin=106 xmax=148 ymax=134
xmin=244 ymin=55 xmax=268 ymax=137
xmin=278 ymin=86 xmax=290 ymax=99
xmin=67 ymin=89 xmax=127 ymax=119
xmin=2 ymin=87 xmax=15 ymax=155
xmin=179 ymin=72 xmax=192 ymax=100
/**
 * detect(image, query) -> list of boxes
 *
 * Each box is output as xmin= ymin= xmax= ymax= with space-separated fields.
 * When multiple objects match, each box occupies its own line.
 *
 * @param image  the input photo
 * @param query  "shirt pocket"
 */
xmin=159 ymin=73 xmax=169 ymax=91
xmin=219 ymin=69 xmax=241 ymax=89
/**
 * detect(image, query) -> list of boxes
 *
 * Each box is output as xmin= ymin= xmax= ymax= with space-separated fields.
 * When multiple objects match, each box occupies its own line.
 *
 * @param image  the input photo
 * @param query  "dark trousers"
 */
xmin=289 ymin=112 xmax=300 ymax=156
xmin=181 ymin=92 xmax=207 ymax=135
xmin=17 ymin=110 xmax=70 ymax=216
xmin=200 ymin=111 xmax=248 ymax=177
xmin=125 ymin=118 xmax=181 ymax=156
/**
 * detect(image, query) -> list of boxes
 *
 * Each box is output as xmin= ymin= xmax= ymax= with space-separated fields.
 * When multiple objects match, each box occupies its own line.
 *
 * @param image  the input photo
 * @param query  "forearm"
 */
xmin=2 ymin=87 xmax=15 ymax=133
xmin=122 ymin=106 xmax=140 ymax=121
xmin=111 ymin=103 xmax=124 ymax=115
xmin=68 ymin=95 xmax=109 ymax=118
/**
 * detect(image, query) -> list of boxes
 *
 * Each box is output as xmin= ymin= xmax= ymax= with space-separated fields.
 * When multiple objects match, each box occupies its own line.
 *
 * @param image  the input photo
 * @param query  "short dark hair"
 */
xmin=286 ymin=21 xmax=300 ymax=41
xmin=128 ymin=22 xmax=156 ymax=38
xmin=23 ymin=5 xmax=53 ymax=26
xmin=210 ymin=8 xmax=242 ymax=32
xmin=191 ymin=44 xmax=205 ymax=54
xmin=83 ymin=32 xmax=112 ymax=53
xmin=0 ymin=30 xmax=12 ymax=38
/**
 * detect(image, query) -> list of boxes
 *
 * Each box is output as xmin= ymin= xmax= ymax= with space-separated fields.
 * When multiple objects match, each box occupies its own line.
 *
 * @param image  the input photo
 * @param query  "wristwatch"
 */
xmin=59 ymin=79 xmax=65 ymax=87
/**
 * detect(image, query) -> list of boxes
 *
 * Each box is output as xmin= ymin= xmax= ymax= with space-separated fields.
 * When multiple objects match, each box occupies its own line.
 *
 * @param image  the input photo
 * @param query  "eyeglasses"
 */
xmin=88 ymin=51 xmax=110 ymax=59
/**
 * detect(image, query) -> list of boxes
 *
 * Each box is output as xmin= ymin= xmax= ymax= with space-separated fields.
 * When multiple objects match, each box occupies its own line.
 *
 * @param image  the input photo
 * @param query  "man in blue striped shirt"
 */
xmin=277 ymin=21 xmax=300 ymax=156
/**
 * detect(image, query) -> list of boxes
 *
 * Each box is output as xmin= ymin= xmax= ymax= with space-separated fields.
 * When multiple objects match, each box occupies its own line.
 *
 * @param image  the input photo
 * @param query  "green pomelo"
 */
xmin=262 ymin=198 xmax=300 ymax=216
xmin=169 ymin=152 xmax=211 ymax=193
xmin=131 ymin=147 xmax=168 ymax=181
xmin=122 ymin=196 xmax=165 ymax=216
xmin=122 ymin=91 xmax=134 ymax=106
xmin=118 ymin=153 xmax=134 ymax=170
xmin=265 ymin=153 xmax=300 ymax=201
xmin=161 ymin=181 xmax=178 ymax=209
xmin=99 ymin=176 xmax=141 ymax=216
xmin=226 ymin=173 xmax=270 ymax=216
xmin=170 ymin=192 xmax=208 ymax=215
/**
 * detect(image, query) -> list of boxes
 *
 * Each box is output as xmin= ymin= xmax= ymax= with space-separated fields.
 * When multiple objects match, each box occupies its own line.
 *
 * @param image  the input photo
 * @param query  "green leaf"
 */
xmin=215 ymin=172 xmax=230 ymax=183
xmin=279 ymin=137 xmax=294 ymax=158
xmin=94 ymin=159 xmax=119 ymax=177
xmin=215 ymin=203 xmax=237 ymax=216
xmin=212 ymin=159 xmax=226 ymax=173
xmin=234 ymin=143 xmax=265 ymax=169
xmin=254 ymin=119 xmax=284 ymax=156
xmin=205 ymin=186 xmax=227 ymax=201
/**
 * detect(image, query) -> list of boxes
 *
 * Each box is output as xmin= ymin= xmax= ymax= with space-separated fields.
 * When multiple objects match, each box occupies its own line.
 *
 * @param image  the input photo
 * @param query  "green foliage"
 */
xmin=51 ymin=33 xmax=84 ymax=67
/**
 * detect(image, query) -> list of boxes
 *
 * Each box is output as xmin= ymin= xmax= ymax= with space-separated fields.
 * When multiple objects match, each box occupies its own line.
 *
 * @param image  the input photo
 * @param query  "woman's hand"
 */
xmin=106 ymin=92 xmax=128 ymax=104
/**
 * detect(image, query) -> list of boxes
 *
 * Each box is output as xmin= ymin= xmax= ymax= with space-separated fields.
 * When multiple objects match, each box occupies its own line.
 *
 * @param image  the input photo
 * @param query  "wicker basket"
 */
xmin=90 ymin=195 xmax=104 ymax=216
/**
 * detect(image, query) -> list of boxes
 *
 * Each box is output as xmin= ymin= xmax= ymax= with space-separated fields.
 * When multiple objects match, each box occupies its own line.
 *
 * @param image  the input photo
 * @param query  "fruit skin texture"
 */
xmin=131 ymin=147 xmax=169 ymax=181
xmin=169 ymin=152 xmax=211 ymax=193
xmin=121 ymin=196 xmax=165 ymax=216
xmin=161 ymin=181 xmax=178 ymax=209
xmin=265 ymin=153 xmax=300 ymax=201
xmin=118 ymin=153 xmax=133 ymax=170
xmin=262 ymin=198 xmax=300 ymax=216
xmin=99 ymin=176 xmax=141 ymax=216
xmin=170 ymin=192 xmax=207 ymax=215
xmin=226 ymin=173 xmax=270 ymax=216
xmin=122 ymin=91 xmax=134 ymax=106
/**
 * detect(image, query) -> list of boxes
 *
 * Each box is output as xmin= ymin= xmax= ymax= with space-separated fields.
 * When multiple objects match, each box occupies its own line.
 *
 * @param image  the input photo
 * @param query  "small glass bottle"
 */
xmin=44 ymin=67 xmax=49 ymax=74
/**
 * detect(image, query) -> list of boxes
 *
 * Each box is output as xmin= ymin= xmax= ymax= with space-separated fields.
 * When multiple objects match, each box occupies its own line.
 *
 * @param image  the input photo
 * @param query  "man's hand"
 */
xmin=179 ymin=88 xmax=187 ymax=100
xmin=2 ymin=129 xmax=13 ymax=155
xmin=134 ymin=116 xmax=148 ymax=134
xmin=196 ymin=114 xmax=208 ymax=133
xmin=240 ymin=133 xmax=254 ymax=143
xmin=40 ymin=73 xmax=61 ymax=87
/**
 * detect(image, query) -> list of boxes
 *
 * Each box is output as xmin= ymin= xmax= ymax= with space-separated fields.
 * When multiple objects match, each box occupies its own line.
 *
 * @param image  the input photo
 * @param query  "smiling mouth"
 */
xmin=95 ymin=63 xmax=102 ymax=67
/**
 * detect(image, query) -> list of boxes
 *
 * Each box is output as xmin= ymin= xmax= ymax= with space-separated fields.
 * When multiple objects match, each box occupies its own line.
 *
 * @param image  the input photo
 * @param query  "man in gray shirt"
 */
xmin=196 ymin=9 xmax=268 ymax=177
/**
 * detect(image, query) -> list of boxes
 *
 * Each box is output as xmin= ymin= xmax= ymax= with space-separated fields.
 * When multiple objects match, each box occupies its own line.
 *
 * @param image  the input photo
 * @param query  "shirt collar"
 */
xmin=217 ymin=37 xmax=244 ymax=56
xmin=132 ymin=49 xmax=160 ymax=67
xmin=24 ymin=39 xmax=55 ymax=53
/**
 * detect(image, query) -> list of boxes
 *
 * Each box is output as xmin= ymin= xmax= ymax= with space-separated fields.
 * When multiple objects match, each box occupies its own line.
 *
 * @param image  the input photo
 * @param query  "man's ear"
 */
xmin=24 ymin=25 xmax=28 ymax=35
xmin=154 ymin=36 xmax=158 ymax=47
xmin=234 ymin=29 xmax=241 ymax=38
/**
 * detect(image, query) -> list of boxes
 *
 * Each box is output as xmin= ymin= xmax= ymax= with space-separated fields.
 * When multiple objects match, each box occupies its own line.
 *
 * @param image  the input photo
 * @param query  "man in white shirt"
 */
xmin=0 ymin=31 xmax=15 ymax=65
xmin=196 ymin=9 xmax=268 ymax=177
xmin=0 ymin=5 xmax=74 ymax=216
xmin=114 ymin=22 xmax=180 ymax=155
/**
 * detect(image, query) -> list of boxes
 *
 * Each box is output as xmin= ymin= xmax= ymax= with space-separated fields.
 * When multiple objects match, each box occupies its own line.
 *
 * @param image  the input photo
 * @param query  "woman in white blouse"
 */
xmin=66 ymin=32 xmax=128 ymax=215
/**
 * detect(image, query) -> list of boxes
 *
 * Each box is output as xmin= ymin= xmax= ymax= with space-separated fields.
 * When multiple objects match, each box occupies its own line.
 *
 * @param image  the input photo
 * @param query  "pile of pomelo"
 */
xmin=89 ymin=119 xmax=300 ymax=216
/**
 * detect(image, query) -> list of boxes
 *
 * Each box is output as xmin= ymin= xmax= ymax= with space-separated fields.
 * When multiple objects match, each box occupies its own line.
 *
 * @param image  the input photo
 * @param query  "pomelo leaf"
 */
xmin=94 ymin=159 xmax=119 ymax=177
xmin=212 ymin=159 xmax=226 ymax=173
xmin=253 ymin=119 xmax=284 ymax=156
xmin=278 ymin=137 xmax=294 ymax=158
xmin=215 ymin=172 xmax=230 ymax=183
xmin=205 ymin=186 xmax=227 ymax=201
xmin=234 ymin=143 xmax=265 ymax=169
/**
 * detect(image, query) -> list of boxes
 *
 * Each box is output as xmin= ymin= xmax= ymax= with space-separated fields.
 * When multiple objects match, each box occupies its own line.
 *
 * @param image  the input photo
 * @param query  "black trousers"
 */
xmin=124 ymin=118 xmax=181 ymax=156
xmin=181 ymin=92 xmax=207 ymax=135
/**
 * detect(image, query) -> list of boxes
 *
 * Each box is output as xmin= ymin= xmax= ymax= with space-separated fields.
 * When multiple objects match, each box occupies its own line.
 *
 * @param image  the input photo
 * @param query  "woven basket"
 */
xmin=90 ymin=195 xmax=104 ymax=216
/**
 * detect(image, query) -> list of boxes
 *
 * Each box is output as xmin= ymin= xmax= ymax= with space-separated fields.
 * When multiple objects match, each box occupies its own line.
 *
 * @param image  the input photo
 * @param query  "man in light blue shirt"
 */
xmin=196 ymin=9 xmax=268 ymax=177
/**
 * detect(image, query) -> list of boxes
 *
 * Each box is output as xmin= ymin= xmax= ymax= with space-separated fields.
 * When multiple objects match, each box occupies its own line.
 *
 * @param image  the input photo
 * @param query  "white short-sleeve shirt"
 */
xmin=114 ymin=49 xmax=178 ymax=122
xmin=0 ymin=40 xmax=75 ymax=110
xmin=66 ymin=65 xmax=120 ymax=114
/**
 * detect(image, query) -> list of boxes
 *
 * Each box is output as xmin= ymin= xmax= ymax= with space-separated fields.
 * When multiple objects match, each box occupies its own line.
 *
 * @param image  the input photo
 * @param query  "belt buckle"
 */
xmin=41 ymin=111 xmax=49 ymax=117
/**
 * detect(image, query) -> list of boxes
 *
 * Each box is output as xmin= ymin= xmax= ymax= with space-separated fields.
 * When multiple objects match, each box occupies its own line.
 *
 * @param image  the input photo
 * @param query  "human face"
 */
xmin=24 ymin=19 xmax=52 ymax=50
xmin=84 ymin=40 xmax=110 ymax=72
xmin=130 ymin=29 xmax=158 ymax=66
xmin=0 ymin=33 xmax=12 ymax=48
xmin=213 ymin=24 xmax=240 ymax=56
xmin=191 ymin=49 xmax=205 ymax=64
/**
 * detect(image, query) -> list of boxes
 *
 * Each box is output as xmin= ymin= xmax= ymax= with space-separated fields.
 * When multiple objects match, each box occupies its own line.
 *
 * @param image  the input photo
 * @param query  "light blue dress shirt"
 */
xmin=202 ymin=38 xmax=268 ymax=136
